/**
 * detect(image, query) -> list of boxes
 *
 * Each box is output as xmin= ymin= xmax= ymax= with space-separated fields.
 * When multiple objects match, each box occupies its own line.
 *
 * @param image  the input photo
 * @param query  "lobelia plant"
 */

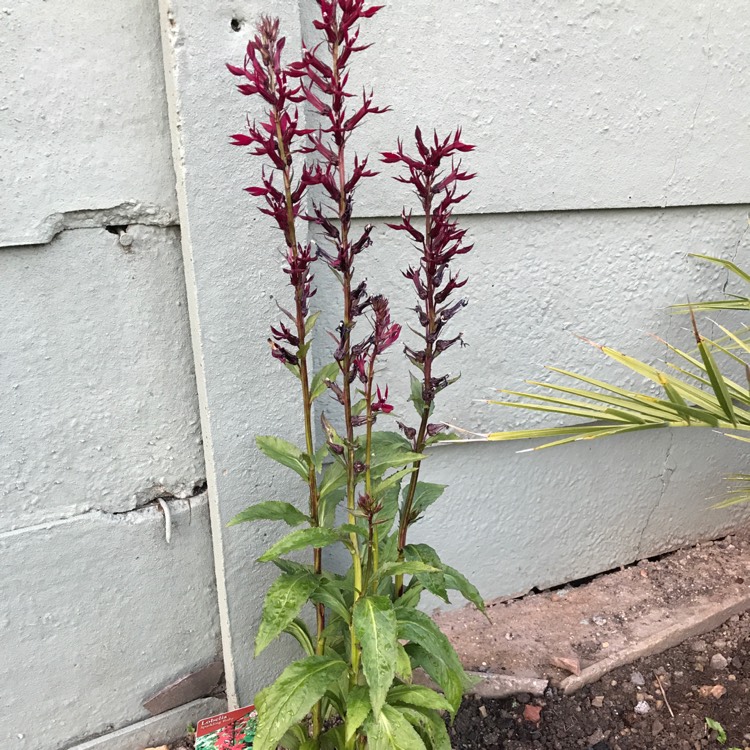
xmin=226 ymin=3 xmax=483 ymax=750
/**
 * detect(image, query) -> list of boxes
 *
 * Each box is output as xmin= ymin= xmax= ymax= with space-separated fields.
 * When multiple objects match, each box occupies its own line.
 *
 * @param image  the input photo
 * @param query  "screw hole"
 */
xmin=230 ymin=17 xmax=242 ymax=32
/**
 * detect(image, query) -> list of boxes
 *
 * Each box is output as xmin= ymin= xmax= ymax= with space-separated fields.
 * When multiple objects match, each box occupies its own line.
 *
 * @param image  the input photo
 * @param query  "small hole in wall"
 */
xmin=230 ymin=17 xmax=243 ymax=32
xmin=105 ymin=225 xmax=128 ymax=236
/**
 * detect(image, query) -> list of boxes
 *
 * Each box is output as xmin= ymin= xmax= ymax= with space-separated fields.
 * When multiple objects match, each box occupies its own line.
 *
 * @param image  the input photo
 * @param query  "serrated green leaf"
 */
xmin=398 ymin=608 xmax=466 ymax=714
xmin=258 ymin=527 xmax=344 ymax=562
xmin=310 ymin=578 xmax=351 ymax=623
xmin=255 ymin=572 xmax=320 ymax=655
xmin=366 ymin=704 xmax=428 ymax=750
xmin=441 ymin=564 xmax=485 ymax=613
xmin=378 ymin=561 xmax=440 ymax=580
xmin=254 ymin=656 xmax=348 ymax=750
xmin=256 ymin=436 xmax=308 ymax=480
xmin=398 ymin=706 xmax=452 ymax=750
xmin=404 ymin=544 xmax=449 ymax=603
xmin=311 ymin=362 xmax=341 ymax=402
xmin=353 ymin=596 xmax=398 ymax=717
xmin=228 ymin=501 xmax=308 ymax=527
xmin=395 ymin=643 xmax=412 ymax=683
xmin=387 ymin=684 xmax=453 ymax=712
xmin=375 ymin=466 xmax=419 ymax=496
xmin=345 ymin=685 xmax=371 ymax=742
xmin=405 ymin=482 xmax=446 ymax=519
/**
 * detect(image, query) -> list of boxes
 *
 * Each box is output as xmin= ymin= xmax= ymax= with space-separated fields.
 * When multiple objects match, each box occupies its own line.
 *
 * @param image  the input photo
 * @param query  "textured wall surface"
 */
xmin=4 ymin=0 xmax=750 ymax=745
xmin=0 ymin=0 xmax=178 ymax=246
xmin=1 ymin=3 xmax=220 ymax=749
xmin=159 ymin=0 xmax=750 ymax=708
xmin=1 ymin=499 xmax=221 ymax=750
xmin=158 ymin=0 xmax=313 ymax=709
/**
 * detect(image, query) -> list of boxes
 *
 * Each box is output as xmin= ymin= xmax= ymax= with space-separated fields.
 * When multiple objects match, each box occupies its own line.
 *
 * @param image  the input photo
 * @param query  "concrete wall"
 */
xmin=1 ymin=2 xmax=222 ymax=749
xmin=3 ymin=0 xmax=750 ymax=747
xmin=161 ymin=0 xmax=750 ymax=707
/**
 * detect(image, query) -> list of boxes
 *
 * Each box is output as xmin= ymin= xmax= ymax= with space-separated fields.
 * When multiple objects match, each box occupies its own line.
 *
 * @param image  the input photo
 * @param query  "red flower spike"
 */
xmin=388 ymin=127 xmax=475 ymax=432
xmin=372 ymin=386 xmax=393 ymax=414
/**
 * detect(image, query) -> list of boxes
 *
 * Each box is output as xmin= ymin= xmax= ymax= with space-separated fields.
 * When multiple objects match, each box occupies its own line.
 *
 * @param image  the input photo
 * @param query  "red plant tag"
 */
xmin=195 ymin=705 xmax=257 ymax=749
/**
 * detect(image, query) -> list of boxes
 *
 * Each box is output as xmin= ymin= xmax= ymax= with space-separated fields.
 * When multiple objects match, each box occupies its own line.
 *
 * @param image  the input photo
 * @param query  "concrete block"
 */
xmin=333 ymin=0 xmax=750 ymax=215
xmin=0 ymin=497 xmax=221 ymax=750
xmin=158 ymin=0 xmax=316 ymax=708
xmin=0 ymin=226 xmax=204 ymax=531
xmin=69 ymin=697 xmax=226 ymax=750
xmin=0 ymin=0 xmax=178 ymax=246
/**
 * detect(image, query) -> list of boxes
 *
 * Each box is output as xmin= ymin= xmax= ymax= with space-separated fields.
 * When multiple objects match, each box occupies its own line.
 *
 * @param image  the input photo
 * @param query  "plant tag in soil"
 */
xmin=195 ymin=704 xmax=257 ymax=749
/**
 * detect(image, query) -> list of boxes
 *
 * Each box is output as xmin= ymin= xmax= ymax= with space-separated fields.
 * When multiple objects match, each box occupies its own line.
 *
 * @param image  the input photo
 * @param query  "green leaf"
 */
xmin=706 ymin=717 xmax=727 ymax=744
xmin=345 ymin=685 xmax=371 ymax=742
xmin=255 ymin=572 xmax=320 ymax=655
xmin=311 ymin=578 xmax=351 ymax=623
xmin=409 ymin=372 xmax=432 ymax=417
xmin=319 ymin=460 xmax=347 ymax=501
xmin=374 ymin=466 xmax=418 ymax=496
xmin=319 ymin=726 xmax=345 ymax=750
xmin=405 ymin=643 xmax=464 ymax=718
xmin=405 ymin=482 xmax=446 ymax=519
xmin=387 ymin=684 xmax=453 ymax=712
xmin=258 ymin=527 xmax=343 ymax=562
xmin=369 ymin=431 xmax=427 ymax=474
xmin=278 ymin=724 xmax=307 ymax=750
xmin=397 ymin=608 xmax=467 ymax=714
xmin=256 ymin=436 xmax=308 ymax=480
xmin=698 ymin=338 xmax=737 ymax=425
xmin=311 ymin=362 xmax=341 ymax=402
xmin=305 ymin=310 xmax=321 ymax=336
xmin=284 ymin=617 xmax=315 ymax=657
xmin=378 ymin=561 xmax=440 ymax=580
xmin=442 ymin=564 xmax=485 ymax=613
xmin=398 ymin=706 xmax=452 ymax=750
xmin=404 ymin=544 xmax=449 ymax=603
xmin=228 ymin=501 xmax=308 ymax=527
xmin=353 ymin=596 xmax=398 ymax=717
xmin=366 ymin=704 xmax=428 ymax=750
xmin=254 ymin=657 xmax=347 ymax=750
xmin=395 ymin=643 xmax=413 ymax=683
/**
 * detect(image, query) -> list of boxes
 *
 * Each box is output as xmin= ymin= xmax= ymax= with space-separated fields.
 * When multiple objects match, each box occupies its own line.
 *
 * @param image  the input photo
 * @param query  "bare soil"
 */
xmin=450 ymin=609 xmax=750 ymax=748
xmin=169 ymin=530 xmax=750 ymax=750
xmin=441 ymin=529 xmax=750 ymax=749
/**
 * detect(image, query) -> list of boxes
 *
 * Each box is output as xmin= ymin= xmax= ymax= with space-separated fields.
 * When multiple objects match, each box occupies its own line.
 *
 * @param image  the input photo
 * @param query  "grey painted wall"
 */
xmin=3 ymin=0 xmax=750 ymax=747
xmin=1 ymin=2 xmax=222 ymax=749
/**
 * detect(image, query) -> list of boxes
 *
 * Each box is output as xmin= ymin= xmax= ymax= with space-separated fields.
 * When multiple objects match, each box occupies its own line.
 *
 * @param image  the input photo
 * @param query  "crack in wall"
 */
xmin=1 ymin=201 xmax=180 ymax=248
xmin=0 ymin=481 xmax=208 ymax=540
xmin=637 ymin=429 xmax=676 ymax=557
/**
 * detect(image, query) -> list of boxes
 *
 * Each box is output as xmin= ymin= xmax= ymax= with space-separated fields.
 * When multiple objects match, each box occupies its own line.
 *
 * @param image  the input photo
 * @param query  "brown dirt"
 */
xmin=450 ymin=610 xmax=750 ymax=748
xmin=441 ymin=528 xmax=750 ymax=749
xmin=435 ymin=531 xmax=750 ymax=686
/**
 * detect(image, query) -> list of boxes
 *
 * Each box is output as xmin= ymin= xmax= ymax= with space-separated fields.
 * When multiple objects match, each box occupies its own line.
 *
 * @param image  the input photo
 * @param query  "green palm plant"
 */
xmin=486 ymin=253 xmax=750 ymax=508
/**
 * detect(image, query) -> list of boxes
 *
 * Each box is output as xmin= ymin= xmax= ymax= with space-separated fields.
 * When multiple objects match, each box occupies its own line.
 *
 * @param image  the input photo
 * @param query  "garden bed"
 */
xmin=450 ymin=608 xmax=750 ymax=748
xmin=441 ymin=527 xmax=750 ymax=749
xmin=166 ymin=529 xmax=750 ymax=750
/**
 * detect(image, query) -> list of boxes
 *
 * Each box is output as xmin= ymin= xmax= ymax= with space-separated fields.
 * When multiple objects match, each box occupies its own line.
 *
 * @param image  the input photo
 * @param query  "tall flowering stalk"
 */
xmin=227 ymin=16 xmax=328 ymax=735
xmin=382 ymin=129 xmax=476 ymax=595
xmin=227 ymin=5 xmax=482 ymax=750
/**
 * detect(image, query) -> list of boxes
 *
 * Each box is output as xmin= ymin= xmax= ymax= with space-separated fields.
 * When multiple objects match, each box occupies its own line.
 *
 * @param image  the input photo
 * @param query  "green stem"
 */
xmin=395 ymin=188 xmax=435 ymax=598
xmin=271 ymin=93 xmax=325 ymax=739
